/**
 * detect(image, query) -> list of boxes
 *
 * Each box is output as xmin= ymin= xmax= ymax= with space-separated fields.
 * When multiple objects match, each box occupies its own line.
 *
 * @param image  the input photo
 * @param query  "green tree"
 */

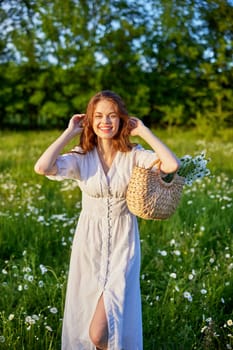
xmin=194 ymin=0 xmax=233 ymax=134
xmin=0 ymin=0 xmax=232 ymax=129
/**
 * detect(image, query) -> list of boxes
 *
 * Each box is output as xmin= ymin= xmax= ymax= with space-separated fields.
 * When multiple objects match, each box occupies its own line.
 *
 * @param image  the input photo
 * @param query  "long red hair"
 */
xmin=78 ymin=90 xmax=135 ymax=153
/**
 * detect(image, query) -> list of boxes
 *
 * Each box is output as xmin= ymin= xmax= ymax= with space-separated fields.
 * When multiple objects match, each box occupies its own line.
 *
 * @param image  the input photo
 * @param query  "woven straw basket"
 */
xmin=126 ymin=159 xmax=185 ymax=220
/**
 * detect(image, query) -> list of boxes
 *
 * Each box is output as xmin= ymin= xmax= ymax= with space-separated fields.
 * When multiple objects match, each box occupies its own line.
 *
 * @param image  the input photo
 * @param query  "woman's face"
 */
xmin=92 ymin=99 xmax=120 ymax=140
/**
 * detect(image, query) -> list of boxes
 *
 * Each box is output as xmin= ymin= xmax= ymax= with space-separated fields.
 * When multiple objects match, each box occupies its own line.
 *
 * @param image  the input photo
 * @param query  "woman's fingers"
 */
xmin=128 ymin=117 xmax=138 ymax=129
xmin=72 ymin=114 xmax=85 ymax=121
xmin=128 ymin=117 xmax=146 ymax=136
xmin=67 ymin=114 xmax=86 ymax=133
xmin=70 ymin=114 xmax=86 ymax=127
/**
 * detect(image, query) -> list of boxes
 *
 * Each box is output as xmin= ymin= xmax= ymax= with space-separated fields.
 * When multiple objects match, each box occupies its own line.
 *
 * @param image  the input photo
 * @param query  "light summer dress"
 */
xmin=48 ymin=145 xmax=158 ymax=350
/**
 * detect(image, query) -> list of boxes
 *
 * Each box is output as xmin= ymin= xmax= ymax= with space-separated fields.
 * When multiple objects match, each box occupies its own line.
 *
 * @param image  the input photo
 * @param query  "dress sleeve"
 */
xmin=46 ymin=153 xmax=80 ymax=181
xmin=133 ymin=145 xmax=159 ymax=169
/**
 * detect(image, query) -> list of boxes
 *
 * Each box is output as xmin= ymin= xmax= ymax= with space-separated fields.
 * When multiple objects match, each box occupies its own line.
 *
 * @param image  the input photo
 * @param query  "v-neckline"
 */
xmin=95 ymin=147 xmax=118 ymax=177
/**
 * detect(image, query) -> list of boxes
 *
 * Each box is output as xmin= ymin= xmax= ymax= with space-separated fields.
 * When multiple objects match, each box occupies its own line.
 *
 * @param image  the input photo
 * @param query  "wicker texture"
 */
xmin=126 ymin=160 xmax=185 ymax=220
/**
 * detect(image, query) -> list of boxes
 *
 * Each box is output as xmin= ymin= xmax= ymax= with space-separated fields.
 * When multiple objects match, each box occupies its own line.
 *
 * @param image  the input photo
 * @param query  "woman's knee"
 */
xmin=89 ymin=295 xmax=108 ymax=348
xmin=89 ymin=326 xmax=108 ymax=349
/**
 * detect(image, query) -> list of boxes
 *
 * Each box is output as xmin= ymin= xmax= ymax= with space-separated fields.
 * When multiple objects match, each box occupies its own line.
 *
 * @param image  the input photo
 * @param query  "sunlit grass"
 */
xmin=0 ymin=129 xmax=232 ymax=349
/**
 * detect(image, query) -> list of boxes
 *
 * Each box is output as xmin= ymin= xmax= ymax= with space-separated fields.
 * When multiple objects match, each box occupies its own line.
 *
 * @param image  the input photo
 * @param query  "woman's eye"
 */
xmin=94 ymin=114 xmax=118 ymax=119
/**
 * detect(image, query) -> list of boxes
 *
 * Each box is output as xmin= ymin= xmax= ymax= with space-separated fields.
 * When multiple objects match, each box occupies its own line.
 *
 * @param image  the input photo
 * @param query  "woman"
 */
xmin=34 ymin=90 xmax=179 ymax=350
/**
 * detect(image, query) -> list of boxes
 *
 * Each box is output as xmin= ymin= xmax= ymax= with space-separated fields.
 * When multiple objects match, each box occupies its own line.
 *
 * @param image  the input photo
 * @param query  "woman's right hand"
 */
xmin=34 ymin=113 xmax=86 ymax=176
xmin=67 ymin=114 xmax=86 ymax=135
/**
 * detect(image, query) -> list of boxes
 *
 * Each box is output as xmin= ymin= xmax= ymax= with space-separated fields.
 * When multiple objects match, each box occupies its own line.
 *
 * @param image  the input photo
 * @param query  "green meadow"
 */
xmin=0 ymin=129 xmax=232 ymax=350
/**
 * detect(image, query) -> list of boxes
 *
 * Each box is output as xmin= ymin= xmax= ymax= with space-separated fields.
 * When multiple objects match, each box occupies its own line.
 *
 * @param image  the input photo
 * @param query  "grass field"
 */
xmin=0 ymin=128 xmax=232 ymax=350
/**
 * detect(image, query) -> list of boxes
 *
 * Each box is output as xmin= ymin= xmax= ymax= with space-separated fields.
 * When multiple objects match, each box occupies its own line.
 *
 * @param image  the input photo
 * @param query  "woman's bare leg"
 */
xmin=89 ymin=295 xmax=108 ymax=350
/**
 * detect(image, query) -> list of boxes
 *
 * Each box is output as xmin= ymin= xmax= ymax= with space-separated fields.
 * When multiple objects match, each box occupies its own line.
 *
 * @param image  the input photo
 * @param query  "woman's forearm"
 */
xmin=34 ymin=128 xmax=75 ymax=175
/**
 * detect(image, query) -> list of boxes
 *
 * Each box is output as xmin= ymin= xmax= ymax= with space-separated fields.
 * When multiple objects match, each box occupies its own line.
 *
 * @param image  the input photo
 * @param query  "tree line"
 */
xmin=0 ymin=0 xmax=232 ymax=131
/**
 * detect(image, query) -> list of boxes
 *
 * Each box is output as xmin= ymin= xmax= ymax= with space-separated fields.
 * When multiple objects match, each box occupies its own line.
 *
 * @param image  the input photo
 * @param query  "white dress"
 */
xmin=48 ymin=145 xmax=158 ymax=350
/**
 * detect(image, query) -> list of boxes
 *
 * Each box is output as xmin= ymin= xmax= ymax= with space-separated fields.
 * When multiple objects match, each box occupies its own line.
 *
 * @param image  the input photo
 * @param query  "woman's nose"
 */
xmin=102 ymin=115 xmax=111 ymax=123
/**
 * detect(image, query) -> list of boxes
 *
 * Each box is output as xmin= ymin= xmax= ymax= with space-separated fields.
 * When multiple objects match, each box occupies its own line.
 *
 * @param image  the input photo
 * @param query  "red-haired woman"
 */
xmin=35 ymin=90 xmax=179 ymax=350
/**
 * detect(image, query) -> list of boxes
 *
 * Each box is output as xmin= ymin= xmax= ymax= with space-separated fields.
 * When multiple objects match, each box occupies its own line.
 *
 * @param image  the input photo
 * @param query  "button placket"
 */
xmin=103 ymin=186 xmax=113 ymax=287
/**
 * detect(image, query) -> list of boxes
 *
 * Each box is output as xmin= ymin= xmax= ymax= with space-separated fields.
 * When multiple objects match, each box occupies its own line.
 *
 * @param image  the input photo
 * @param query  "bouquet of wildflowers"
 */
xmin=177 ymin=151 xmax=211 ymax=186
xmin=163 ymin=151 xmax=211 ymax=186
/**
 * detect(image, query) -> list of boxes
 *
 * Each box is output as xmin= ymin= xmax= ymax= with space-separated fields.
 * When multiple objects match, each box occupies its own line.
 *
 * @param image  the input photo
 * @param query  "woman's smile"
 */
xmin=99 ymin=125 xmax=113 ymax=133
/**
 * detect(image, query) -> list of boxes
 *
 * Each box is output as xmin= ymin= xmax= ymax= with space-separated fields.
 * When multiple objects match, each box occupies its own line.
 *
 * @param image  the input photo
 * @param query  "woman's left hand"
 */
xmin=128 ymin=117 xmax=146 ymax=137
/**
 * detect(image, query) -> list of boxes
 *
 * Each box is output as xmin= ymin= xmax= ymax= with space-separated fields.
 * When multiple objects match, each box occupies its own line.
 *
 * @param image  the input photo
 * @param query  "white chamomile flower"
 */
xmin=177 ymin=151 xmax=211 ymax=186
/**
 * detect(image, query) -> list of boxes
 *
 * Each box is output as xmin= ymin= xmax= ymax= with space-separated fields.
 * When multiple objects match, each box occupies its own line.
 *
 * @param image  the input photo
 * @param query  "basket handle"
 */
xmin=148 ymin=158 xmax=161 ymax=170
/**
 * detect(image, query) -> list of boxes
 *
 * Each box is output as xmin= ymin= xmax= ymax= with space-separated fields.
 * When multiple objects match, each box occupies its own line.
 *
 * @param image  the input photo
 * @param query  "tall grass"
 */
xmin=0 ymin=129 xmax=232 ymax=349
